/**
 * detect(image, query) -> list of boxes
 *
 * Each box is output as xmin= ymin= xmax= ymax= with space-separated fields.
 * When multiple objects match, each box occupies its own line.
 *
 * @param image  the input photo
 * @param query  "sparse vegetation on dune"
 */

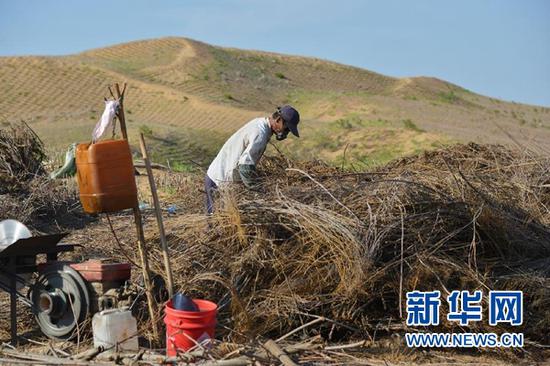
xmin=1 ymin=36 xmax=549 ymax=165
xmin=281 ymin=115 xmax=450 ymax=169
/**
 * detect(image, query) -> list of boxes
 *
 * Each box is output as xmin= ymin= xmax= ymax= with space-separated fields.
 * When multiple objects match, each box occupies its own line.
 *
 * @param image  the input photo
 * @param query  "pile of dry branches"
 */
xmin=0 ymin=122 xmax=46 ymax=193
xmin=151 ymin=143 xmax=549 ymax=344
xmin=0 ymin=122 xmax=79 ymax=231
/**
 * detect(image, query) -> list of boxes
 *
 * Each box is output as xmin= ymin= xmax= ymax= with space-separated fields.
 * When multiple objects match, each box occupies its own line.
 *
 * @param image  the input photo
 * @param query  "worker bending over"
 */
xmin=205 ymin=105 xmax=300 ymax=214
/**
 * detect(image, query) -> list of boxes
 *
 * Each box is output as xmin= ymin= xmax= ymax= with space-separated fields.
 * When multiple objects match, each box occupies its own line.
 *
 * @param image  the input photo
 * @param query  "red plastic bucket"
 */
xmin=164 ymin=299 xmax=217 ymax=356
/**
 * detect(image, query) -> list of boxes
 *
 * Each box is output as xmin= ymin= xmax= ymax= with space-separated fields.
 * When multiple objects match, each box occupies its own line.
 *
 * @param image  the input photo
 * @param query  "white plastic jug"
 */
xmin=92 ymin=308 xmax=139 ymax=353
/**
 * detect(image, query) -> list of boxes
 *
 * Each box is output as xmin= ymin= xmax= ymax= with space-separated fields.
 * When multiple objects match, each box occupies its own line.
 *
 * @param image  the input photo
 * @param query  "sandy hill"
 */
xmin=1 ymin=37 xmax=549 ymax=168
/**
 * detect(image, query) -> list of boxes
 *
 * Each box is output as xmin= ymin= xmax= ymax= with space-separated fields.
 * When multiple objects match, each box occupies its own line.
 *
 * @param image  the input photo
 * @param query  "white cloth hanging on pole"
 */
xmin=92 ymin=100 xmax=120 ymax=143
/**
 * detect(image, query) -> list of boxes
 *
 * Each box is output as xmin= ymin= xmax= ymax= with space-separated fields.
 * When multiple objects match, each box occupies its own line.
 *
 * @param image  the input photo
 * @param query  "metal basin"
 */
xmin=0 ymin=219 xmax=32 ymax=252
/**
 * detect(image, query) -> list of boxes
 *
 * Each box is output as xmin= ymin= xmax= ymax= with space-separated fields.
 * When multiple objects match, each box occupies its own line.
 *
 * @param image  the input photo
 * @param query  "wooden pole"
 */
xmin=114 ymin=84 xmax=128 ymax=140
xmin=114 ymin=83 xmax=159 ymax=340
xmin=139 ymin=133 xmax=175 ymax=298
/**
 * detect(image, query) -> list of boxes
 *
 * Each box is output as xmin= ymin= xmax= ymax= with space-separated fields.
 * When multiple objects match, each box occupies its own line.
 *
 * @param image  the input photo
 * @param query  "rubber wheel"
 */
xmin=30 ymin=263 xmax=90 ymax=340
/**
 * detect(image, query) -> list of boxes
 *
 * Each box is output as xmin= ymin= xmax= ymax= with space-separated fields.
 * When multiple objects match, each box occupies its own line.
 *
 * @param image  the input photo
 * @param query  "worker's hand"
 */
xmin=238 ymin=164 xmax=259 ymax=188
xmin=250 ymin=184 xmax=265 ymax=195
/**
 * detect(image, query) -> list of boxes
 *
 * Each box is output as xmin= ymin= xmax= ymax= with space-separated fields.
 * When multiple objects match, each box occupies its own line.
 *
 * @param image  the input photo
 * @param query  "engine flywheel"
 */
xmin=30 ymin=263 xmax=90 ymax=339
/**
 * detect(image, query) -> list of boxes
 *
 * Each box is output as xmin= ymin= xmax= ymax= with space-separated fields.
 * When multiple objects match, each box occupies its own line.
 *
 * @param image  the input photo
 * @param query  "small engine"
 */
xmin=1 ymin=219 xmax=138 ymax=341
xmin=31 ymin=259 xmax=136 ymax=339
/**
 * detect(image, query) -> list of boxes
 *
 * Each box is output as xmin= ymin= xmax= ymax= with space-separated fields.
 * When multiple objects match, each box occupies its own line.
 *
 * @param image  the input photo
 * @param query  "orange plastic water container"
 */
xmin=76 ymin=140 xmax=137 ymax=214
xmin=164 ymin=299 xmax=217 ymax=355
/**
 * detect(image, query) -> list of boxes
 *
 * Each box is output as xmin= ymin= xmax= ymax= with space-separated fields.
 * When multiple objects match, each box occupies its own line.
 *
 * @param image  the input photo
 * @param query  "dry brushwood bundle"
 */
xmin=0 ymin=122 xmax=79 ymax=231
xmin=141 ymin=144 xmax=548 ymax=344
xmin=0 ymin=122 xmax=46 ymax=194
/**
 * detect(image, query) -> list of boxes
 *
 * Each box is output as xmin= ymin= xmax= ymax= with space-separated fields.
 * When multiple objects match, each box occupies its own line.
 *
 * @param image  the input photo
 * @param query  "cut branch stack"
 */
xmin=150 ymin=143 xmax=550 ymax=344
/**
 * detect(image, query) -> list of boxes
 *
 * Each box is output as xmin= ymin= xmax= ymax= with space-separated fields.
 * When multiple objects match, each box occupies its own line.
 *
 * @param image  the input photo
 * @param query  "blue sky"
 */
xmin=1 ymin=0 xmax=549 ymax=106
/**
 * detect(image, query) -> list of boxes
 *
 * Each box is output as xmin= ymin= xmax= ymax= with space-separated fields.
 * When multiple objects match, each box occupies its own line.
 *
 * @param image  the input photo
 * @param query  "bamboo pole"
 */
xmin=114 ymin=83 xmax=159 ymax=340
xmin=139 ymin=133 xmax=174 ymax=298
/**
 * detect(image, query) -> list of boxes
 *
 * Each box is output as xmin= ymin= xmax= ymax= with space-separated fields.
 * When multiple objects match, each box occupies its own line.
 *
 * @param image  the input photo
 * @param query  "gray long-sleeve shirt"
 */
xmin=206 ymin=117 xmax=272 ymax=186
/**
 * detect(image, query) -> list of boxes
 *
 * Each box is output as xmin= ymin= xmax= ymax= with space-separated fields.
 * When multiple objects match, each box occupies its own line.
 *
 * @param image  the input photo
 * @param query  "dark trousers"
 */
xmin=205 ymin=175 xmax=218 ymax=214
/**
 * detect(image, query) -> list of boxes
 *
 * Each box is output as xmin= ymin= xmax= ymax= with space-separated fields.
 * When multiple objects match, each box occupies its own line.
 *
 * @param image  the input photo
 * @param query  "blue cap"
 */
xmin=279 ymin=105 xmax=300 ymax=137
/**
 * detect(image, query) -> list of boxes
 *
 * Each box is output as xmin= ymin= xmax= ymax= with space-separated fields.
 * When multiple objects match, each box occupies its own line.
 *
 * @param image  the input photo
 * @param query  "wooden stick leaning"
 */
xmin=114 ymin=83 xmax=159 ymax=340
xmin=139 ymin=133 xmax=175 ymax=298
